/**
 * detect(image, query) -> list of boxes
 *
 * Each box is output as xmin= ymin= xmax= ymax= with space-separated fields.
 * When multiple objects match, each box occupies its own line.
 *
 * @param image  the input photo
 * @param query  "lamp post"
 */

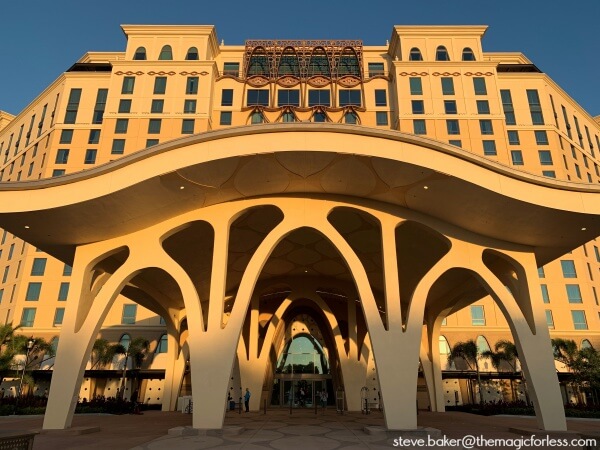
xmin=15 ymin=337 xmax=35 ymax=413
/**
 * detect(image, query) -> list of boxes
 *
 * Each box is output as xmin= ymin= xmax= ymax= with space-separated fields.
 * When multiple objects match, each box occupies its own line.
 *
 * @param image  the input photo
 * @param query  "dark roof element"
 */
xmin=67 ymin=63 xmax=113 ymax=72
xmin=497 ymin=64 xmax=542 ymax=73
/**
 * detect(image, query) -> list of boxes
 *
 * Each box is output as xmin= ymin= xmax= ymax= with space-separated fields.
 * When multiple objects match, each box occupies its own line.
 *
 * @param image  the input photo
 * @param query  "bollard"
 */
xmin=315 ymin=398 xmax=318 ymax=415
xmin=239 ymin=397 xmax=242 ymax=414
xmin=264 ymin=399 xmax=267 ymax=415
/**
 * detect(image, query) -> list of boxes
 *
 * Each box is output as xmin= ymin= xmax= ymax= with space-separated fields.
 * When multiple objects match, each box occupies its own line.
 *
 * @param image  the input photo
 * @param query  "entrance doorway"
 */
xmin=271 ymin=378 xmax=333 ymax=407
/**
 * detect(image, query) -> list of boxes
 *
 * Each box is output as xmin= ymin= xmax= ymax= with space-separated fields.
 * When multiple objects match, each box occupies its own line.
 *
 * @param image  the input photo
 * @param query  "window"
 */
xmin=282 ymin=112 xmax=296 ymax=122
xmin=185 ymin=47 xmax=199 ymax=60
xmin=115 ymin=119 xmax=128 ymax=134
xmin=538 ymin=150 xmax=553 ymax=165
xmin=374 ymin=90 xmax=387 ymax=107
xmin=1 ymin=266 xmax=7 ymax=283
xmin=92 ymin=89 xmax=108 ymax=124
xmin=507 ymin=130 xmax=520 ymax=145
xmin=156 ymin=334 xmax=168 ymax=353
xmin=251 ymin=112 xmax=264 ymax=124
xmin=31 ymin=258 xmax=47 ymax=276
xmin=122 ymin=77 xmax=135 ymax=95
xmin=526 ymin=89 xmax=544 ymax=125
xmin=20 ymin=308 xmax=36 ymax=327
xmin=64 ymin=88 xmax=82 ymax=124
xmin=122 ymin=304 xmax=137 ymax=324
xmin=435 ymin=46 xmax=450 ymax=61
xmin=278 ymin=90 xmax=300 ymax=106
xmin=561 ymin=260 xmax=577 ymax=278
xmin=546 ymin=310 xmax=554 ymax=329
xmin=449 ymin=140 xmax=462 ymax=147
xmin=308 ymin=90 xmax=330 ymax=106
xmin=181 ymin=119 xmax=195 ymax=134
xmin=146 ymin=139 xmax=158 ymax=148
xmin=312 ymin=112 xmax=327 ymax=123
xmin=409 ymin=48 xmax=423 ymax=61
xmin=473 ymin=77 xmax=487 ymax=95
xmin=409 ymin=77 xmax=422 ymax=95
xmin=133 ymin=47 xmax=146 ymax=60
xmin=535 ymin=130 xmax=549 ymax=145
xmin=223 ymin=62 xmax=240 ymax=76
xmin=511 ymin=150 xmax=524 ymax=166
xmin=344 ymin=112 xmax=358 ymax=124
xmin=186 ymin=77 xmax=198 ymax=95
xmin=148 ymin=99 xmax=164 ymax=114
xmin=541 ymin=284 xmax=550 ymax=303
xmin=575 ymin=164 xmax=581 ymax=179
xmin=55 ymin=149 xmax=69 ymax=164
xmin=111 ymin=139 xmax=125 ymax=155
xmin=158 ymin=45 xmax=173 ymax=60
xmin=376 ymin=111 xmax=388 ymax=126
xmin=542 ymin=170 xmax=556 ymax=178
xmin=220 ymin=112 xmax=232 ymax=126
xmin=477 ymin=100 xmax=490 ymax=114
xmin=148 ymin=119 xmax=162 ymax=134
xmin=479 ymin=120 xmax=493 ymax=135
xmin=53 ymin=308 xmax=65 ymax=326
xmin=88 ymin=129 xmax=101 ymax=144
xmin=471 ymin=305 xmax=485 ymax=325
xmin=413 ymin=119 xmax=426 ymax=135
xmin=444 ymin=100 xmax=457 ymax=114
xmin=221 ymin=89 xmax=233 ymax=107
xmin=595 ymin=246 xmax=600 ymax=263
xmin=368 ymin=62 xmax=384 ymax=77
xmin=441 ymin=77 xmax=454 ymax=95
xmin=412 ymin=100 xmax=424 ymax=114
xmin=153 ymin=76 xmax=167 ymax=94
xmin=59 ymin=129 xmax=73 ymax=144
xmin=247 ymin=89 xmax=269 ymax=106
xmin=571 ymin=310 xmax=588 ymax=330
xmin=566 ymin=284 xmax=582 ymax=303
xmin=483 ymin=140 xmax=497 ymax=156
xmin=118 ymin=99 xmax=132 ymax=114
xmin=446 ymin=120 xmax=460 ymax=135
xmin=58 ymin=282 xmax=69 ymax=301
xmin=84 ymin=149 xmax=97 ymax=164
xmin=26 ymin=282 xmax=42 ymax=301
xmin=0 ymin=289 xmax=3 ymax=303
xmin=462 ymin=47 xmax=476 ymax=61
xmin=500 ymin=90 xmax=515 ymax=125
xmin=52 ymin=169 xmax=65 ymax=177
xmin=183 ymin=100 xmax=197 ymax=114
xmin=339 ymin=90 xmax=361 ymax=106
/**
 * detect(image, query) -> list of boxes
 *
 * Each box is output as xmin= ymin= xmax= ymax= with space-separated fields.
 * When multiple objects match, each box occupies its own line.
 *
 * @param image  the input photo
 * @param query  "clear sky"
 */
xmin=1 ymin=0 xmax=599 ymax=117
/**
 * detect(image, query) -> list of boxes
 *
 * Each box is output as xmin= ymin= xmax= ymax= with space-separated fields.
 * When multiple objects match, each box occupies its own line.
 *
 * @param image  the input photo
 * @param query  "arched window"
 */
xmin=278 ymin=47 xmax=300 ymax=77
xmin=308 ymin=47 xmax=330 ymax=77
xmin=247 ymin=48 xmax=269 ymax=77
xmin=312 ymin=112 xmax=327 ymax=123
xmin=438 ymin=336 xmax=451 ymax=355
xmin=344 ymin=112 xmax=358 ymax=124
xmin=50 ymin=337 xmax=59 ymax=354
xmin=462 ymin=47 xmax=476 ymax=61
xmin=282 ymin=112 xmax=296 ymax=123
xmin=119 ymin=334 xmax=131 ymax=351
xmin=436 ymin=46 xmax=450 ymax=61
xmin=186 ymin=47 xmax=199 ymax=60
xmin=156 ymin=334 xmax=168 ymax=353
xmin=250 ymin=112 xmax=264 ymax=124
xmin=133 ymin=47 xmax=147 ymax=60
xmin=337 ymin=48 xmax=360 ymax=77
xmin=476 ymin=335 xmax=491 ymax=353
xmin=158 ymin=45 xmax=173 ymax=61
xmin=581 ymin=339 xmax=593 ymax=349
xmin=275 ymin=334 xmax=329 ymax=375
xmin=409 ymin=47 xmax=423 ymax=61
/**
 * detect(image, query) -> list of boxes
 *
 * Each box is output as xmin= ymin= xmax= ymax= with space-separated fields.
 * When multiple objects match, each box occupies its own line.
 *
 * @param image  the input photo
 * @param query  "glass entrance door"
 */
xmin=272 ymin=378 xmax=333 ymax=407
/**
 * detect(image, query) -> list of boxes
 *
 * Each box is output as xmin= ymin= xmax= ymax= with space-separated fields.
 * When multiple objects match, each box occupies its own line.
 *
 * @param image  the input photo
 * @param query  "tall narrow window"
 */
xmin=571 ymin=310 xmax=587 ymax=330
xmin=158 ymin=45 xmax=173 ymax=60
xmin=546 ymin=310 xmax=554 ymax=329
xmin=541 ymin=284 xmax=550 ymax=303
xmin=58 ymin=282 xmax=70 ymax=301
xmin=526 ymin=90 xmax=544 ymax=125
xmin=122 ymin=304 xmax=138 ymax=324
xmin=186 ymin=77 xmax=198 ymax=95
xmin=122 ymin=77 xmax=135 ymax=95
xmin=54 ymin=308 xmax=65 ymax=326
xmin=462 ymin=47 xmax=475 ymax=61
xmin=409 ymin=77 xmax=422 ymax=95
xmin=278 ymin=47 xmax=300 ymax=77
xmin=153 ymin=77 xmax=167 ymax=95
xmin=470 ymin=305 xmax=485 ymax=325
xmin=473 ymin=78 xmax=487 ymax=95
xmin=221 ymin=89 xmax=234 ymax=107
xmin=441 ymin=77 xmax=454 ymax=95
xmin=374 ymin=89 xmax=387 ymax=107
xmin=409 ymin=48 xmax=423 ymax=61
xmin=133 ymin=47 xmax=146 ymax=60
xmin=64 ymin=88 xmax=82 ymax=124
xmin=435 ymin=46 xmax=450 ymax=61
xmin=500 ymin=90 xmax=515 ymax=125
xmin=84 ymin=149 xmax=97 ymax=164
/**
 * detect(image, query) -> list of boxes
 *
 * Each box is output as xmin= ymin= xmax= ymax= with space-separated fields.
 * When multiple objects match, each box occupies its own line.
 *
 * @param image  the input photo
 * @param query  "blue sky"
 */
xmin=1 ymin=0 xmax=599 ymax=116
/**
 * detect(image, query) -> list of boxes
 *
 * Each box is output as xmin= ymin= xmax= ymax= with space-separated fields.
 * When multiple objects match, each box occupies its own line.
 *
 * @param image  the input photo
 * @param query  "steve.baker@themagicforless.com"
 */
xmin=393 ymin=434 xmax=597 ymax=449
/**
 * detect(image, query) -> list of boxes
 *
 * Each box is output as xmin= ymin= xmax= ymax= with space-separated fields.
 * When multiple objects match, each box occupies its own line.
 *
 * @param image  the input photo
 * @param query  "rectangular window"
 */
xmin=479 ymin=120 xmax=493 ymax=135
xmin=376 ymin=111 xmax=388 ymax=126
xmin=278 ymin=90 xmax=300 ymax=106
xmin=546 ymin=310 xmax=554 ymax=329
xmin=148 ymin=119 xmax=162 ymax=134
xmin=25 ymin=282 xmax=42 ymax=301
xmin=118 ymin=99 xmax=132 ymax=113
xmin=31 ymin=258 xmax=47 ymax=276
xmin=561 ymin=260 xmax=577 ymax=278
xmin=449 ymin=140 xmax=462 ymax=148
xmin=247 ymin=89 xmax=269 ymax=106
xmin=542 ymin=170 xmax=556 ymax=178
xmin=527 ymin=89 xmax=544 ymax=125
xmin=571 ymin=310 xmax=587 ymax=330
xmin=0 ymin=289 xmax=3 ymax=303
xmin=223 ymin=62 xmax=240 ymax=76
xmin=221 ymin=89 xmax=234 ymax=107
xmin=308 ymin=90 xmax=330 ymax=106
xmin=52 ymin=169 xmax=65 ymax=177
xmin=111 ymin=139 xmax=125 ymax=155
xmin=64 ymin=88 xmax=82 ymax=124
xmin=538 ymin=150 xmax=553 ymax=166
xmin=483 ymin=140 xmax=497 ymax=156
xmin=151 ymin=99 xmax=164 ymax=113
xmin=2 ymin=266 xmax=8 ymax=283
xmin=183 ymin=100 xmax=197 ymax=114
xmin=20 ymin=308 xmax=36 ymax=327
xmin=339 ymin=90 xmax=361 ymax=107
xmin=573 ymin=116 xmax=584 ymax=147
xmin=575 ymin=164 xmax=581 ymax=179
xmin=55 ymin=149 xmax=69 ymax=164
xmin=409 ymin=77 xmax=422 ymax=95
xmin=368 ymin=62 xmax=384 ymax=77
xmin=374 ymin=90 xmax=387 ymax=107
xmin=441 ymin=77 xmax=454 ymax=95
xmin=444 ymin=100 xmax=457 ymax=115
xmin=186 ymin=77 xmax=199 ymax=95
xmin=181 ymin=119 xmax=195 ymax=134
xmin=500 ymin=90 xmax=515 ymax=125
xmin=59 ymin=129 xmax=73 ymax=144
xmin=58 ymin=282 xmax=70 ymax=301
xmin=92 ymin=89 xmax=108 ymax=124
xmin=470 ymin=305 xmax=485 ymax=325
xmin=561 ymin=105 xmax=572 ymax=138
xmin=476 ymin=100 xmax=490 ymax=114
xmin=566 ymin=284 xmax=582 ymax=303
xmin=53 ymin=308 xmax=65 ymax=326
xmin=220 ymin=111 xmax=232 ymax=126
xmin=146 ymin=139 xmax=159 ymax=148
xmin=446 ymin=120 xmax=460 ymax=135
xmin=122 ymin=77 xmax=136 ymax=94
xmin=88 ymin=129 xmax=101 ymax=144
xmin=153 ymin=77 xmax=166 ymax=95
xmin=473 ymin=77 xmax=487 ymax=95
xmin=507 ymin=130 xmax=520 ymax=145
xmin=511 ymin=150 xmax=524 ymax=165
xmin=122 ymin=304 xmax=138 ymax=324
xmin=412 ymin=100 xmax=425 ymax=114
xmin=84 ymin=149 xmax=97 ymax=164
xmin=115 ymin=119 xmax=129 ymax=134
xmin=541 ymin=284 xmax=550 ymax=303
xmin=535 ymin=130 xmax=549 ymax=145
xmin=595 ymin=246 xmax=600 ymax=263
xmin=413 ymin=119 xmax=426 ymax=135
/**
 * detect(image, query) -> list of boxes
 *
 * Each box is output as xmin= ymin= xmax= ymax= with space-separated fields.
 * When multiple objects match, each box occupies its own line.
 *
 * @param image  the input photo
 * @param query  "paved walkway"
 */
xmin=0 ymin=409 xmax=598 ymax=449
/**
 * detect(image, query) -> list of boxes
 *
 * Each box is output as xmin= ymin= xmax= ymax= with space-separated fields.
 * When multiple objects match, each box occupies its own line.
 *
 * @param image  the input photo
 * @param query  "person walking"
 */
xmin=244 ymin=388 xmax=251 ymax=412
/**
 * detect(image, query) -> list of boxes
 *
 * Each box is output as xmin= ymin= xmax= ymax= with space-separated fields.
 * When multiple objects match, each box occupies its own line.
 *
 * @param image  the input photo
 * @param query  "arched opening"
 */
xmin=344 ymin=112 xmax=359 ymax=124
xmin=436 ymin=46 xmax=450 ymax=61
xmin=308 ymin=47 xmax=330 ymax=77
xmin=409 ymin=47 xmax=423 ymax=61
xmin=278 ymin=47 xmax=300 ymax=77
xmin=337 ymin=47 xmax=360 ymax=78
xmin=158 ymin=45 xmax=173 ymax=61
xmin=185 ymin=47 xmax=199 ymax=60
xmin=462 ymin=47 xmax=476 ymax=61
xmin=247 ymin=47 xmax=269 ymax=77
xmin=133 ymin=47 xmax=147 ymax=60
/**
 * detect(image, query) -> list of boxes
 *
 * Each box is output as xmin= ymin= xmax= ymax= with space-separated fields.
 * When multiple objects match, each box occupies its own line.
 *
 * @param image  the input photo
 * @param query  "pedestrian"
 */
xmin=244 ymin=388 xmax=251 ymax=412
xmin=320 ymin=389 xmax=328 ymax=408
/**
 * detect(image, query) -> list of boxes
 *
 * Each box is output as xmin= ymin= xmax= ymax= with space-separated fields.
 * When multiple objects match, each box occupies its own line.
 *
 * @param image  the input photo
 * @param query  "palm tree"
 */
xmin=117 ymin=337 xmax=150 ymax=401
xmin=448 ymin=339 xmax=485 ymax=405
xmin=12 ymin=336 xmax=55 ymax=397
xmin=91 ymin=338 xmax=125 ymax=369
xmin=482 ymin=340 xmax=520 ymax=401
xmin=0 ymin=324 xmax=20 ymax=386
xmin=553 ymin=338 xmax=586 ymax=404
